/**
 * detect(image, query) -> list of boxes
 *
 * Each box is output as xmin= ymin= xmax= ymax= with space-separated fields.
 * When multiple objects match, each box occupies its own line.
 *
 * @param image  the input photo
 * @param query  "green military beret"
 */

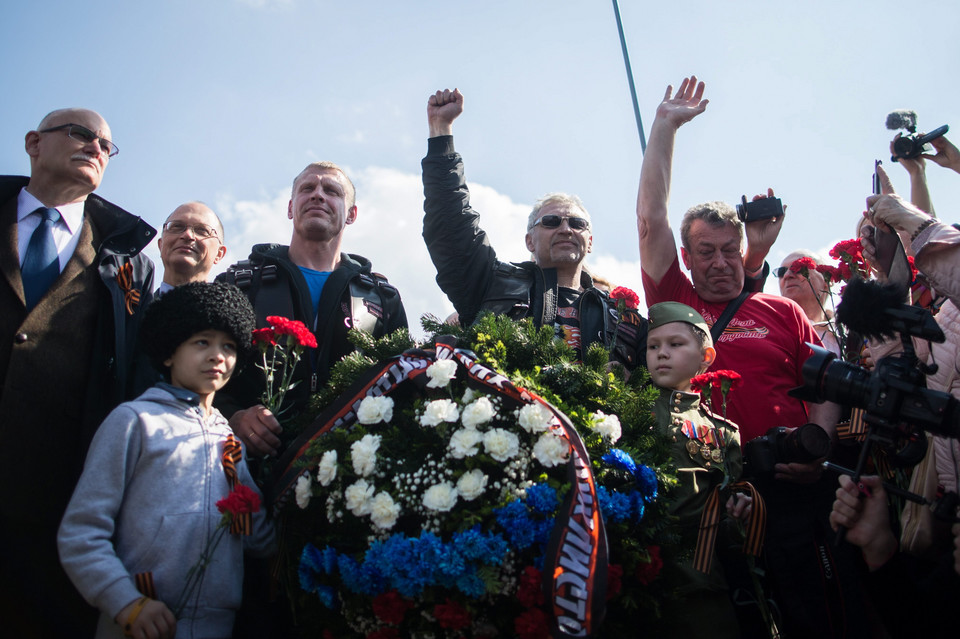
xmin=647 ymin=301 xmax=710 ymax=336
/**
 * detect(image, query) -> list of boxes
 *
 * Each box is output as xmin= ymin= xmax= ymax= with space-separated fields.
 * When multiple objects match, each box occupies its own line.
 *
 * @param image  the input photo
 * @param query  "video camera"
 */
xmin=789 ymin=279 xmax=960 ymax=465
xmin=886 ymin=109 xmax=950 ymax=162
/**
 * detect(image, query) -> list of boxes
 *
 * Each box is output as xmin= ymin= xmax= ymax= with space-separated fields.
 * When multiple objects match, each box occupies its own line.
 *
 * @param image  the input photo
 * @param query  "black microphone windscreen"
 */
xmin=836 ymin=278 xmax=908 ymax=340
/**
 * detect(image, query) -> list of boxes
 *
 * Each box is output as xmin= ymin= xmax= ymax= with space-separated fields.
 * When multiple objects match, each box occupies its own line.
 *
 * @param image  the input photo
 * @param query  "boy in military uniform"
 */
xmin=647 ymin=301 xmax=754 ymax=638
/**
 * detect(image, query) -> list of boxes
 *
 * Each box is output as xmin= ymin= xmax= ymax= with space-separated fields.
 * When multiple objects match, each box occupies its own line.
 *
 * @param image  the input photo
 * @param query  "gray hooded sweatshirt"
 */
xmin=58 ymin=385 xmax=275 ymax=638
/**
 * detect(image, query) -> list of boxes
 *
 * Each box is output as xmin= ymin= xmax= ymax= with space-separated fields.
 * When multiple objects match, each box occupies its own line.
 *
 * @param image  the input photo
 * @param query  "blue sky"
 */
xmin=4 ymin=1 xmax=959 ymax=335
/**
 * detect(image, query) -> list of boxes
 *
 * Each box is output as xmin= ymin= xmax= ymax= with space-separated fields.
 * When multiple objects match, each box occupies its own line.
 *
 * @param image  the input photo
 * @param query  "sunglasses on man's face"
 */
xmin=530 ymin=214 xmax=590 ymax=231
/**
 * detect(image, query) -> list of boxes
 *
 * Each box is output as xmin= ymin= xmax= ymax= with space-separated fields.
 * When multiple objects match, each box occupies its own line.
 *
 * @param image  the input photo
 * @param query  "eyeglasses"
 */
xmin=38 ymin=123 xmax=119 ymax=158
xmin=530 ymin=214 xmax=590 ymax=231
xmin=162 ymin=220 xmax=219 ymax=240
xmin=773 ymin=266 xmax=790 ymax=278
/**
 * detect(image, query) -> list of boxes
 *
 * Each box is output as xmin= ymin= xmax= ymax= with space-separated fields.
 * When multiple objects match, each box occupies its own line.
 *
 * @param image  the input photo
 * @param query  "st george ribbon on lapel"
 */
xmin=21 ymin=206 xmax=61 ymax=310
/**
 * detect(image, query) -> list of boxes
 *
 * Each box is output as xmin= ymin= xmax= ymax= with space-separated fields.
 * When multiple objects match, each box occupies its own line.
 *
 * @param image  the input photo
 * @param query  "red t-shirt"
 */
xmin=643 ymin=257 xmax=819 ymax=442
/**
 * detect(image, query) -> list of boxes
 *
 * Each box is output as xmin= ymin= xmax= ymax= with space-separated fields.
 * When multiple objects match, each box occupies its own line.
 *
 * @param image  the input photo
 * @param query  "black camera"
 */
xmin=790 ymin=279 xmax=960 ymax=464
xmin=735 ymin=195 xmax=783 ymax=223
xmin=792 ymin=344 xmax=960 ymax=442
xmin=743 ymin=423 xmax=832 ymax=477
xmin=886 ymin=109 xmax=950 ymax=162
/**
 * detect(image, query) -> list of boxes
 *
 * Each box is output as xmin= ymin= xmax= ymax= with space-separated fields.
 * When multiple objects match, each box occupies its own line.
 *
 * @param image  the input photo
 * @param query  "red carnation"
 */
xmin=689 ymin=373 xmax=716 ymax=394
xmin=433 ymin=598 xmax=471 ymax=631
xmin=606 ymin=563 xmax=623 ymax=600
xmin=609 ymin=286 xmax=640 ymax=310
xmin=516 ymin=566 xmax=544 ymax=608
xmin=789 ymin=257 xmax=818 ymax=277
xmin=514 ymin=607 xmax=550 ymax=639
xmin=372 ymin=590 xmax=412 ymax=626
xmin=216 ymin=484 xmax=261 ymax=515
xmin=252 ymin=327 xmax=277 ymax=347
xmin=815 ymin=264 xmax=841 ymax=284
xmin=907 ymin=255 xmax=919 ymax=284
xmin=635 ymin=545 xmax=663 ymax=585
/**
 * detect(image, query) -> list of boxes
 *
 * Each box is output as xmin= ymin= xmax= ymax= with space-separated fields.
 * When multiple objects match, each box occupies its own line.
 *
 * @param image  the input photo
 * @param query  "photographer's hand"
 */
xmin=743 ymin=187 xmax=785 ymax=273
xmin=773 ymin=460 xmax=824 ymax=484
xmin=725 ymin=491 xmax=753 ymax=521
xmin=891 ymin=135 xmax=934 ymax=215
xmin=921 ymin=135 xmax=960 ymax=174
xmin=829 ymin=475 xmax=898 ymax=570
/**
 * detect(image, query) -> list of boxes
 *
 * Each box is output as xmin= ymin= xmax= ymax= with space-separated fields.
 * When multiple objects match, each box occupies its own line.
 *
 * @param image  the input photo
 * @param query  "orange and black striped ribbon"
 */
xmin=133 ymin=571 xmax=157 ymax=599
xmin=116 ymin=262 xmax=142 ymax=315
xmin=694 ymin=480 xmax=766 ymax=574
xmin=221 ymin=434 xmax=252 ymax=535
xmin=222 ymin=434 xmax=242 ymax=488
xmin=836 ymin=408 xmax=868 ymax=442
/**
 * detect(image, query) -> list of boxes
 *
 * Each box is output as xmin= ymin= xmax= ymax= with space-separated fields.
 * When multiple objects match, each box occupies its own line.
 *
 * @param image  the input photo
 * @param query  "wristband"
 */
xmin=911 ymin=217 xmax=937 ymax=242
xmin=123 ymin=596 xmax=149 ymax=637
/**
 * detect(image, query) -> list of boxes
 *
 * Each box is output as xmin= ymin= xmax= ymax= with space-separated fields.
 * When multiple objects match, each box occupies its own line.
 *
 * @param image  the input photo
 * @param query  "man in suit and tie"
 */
xmin=156 ymin=201 xmax=227 ymax=295
xmin=0 ymin=108 xmax=156 ymax=637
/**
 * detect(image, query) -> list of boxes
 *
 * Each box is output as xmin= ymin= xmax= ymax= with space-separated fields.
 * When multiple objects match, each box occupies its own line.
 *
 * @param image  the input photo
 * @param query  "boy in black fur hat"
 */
xmin=58 ymin=282 xmax=275 ymax=639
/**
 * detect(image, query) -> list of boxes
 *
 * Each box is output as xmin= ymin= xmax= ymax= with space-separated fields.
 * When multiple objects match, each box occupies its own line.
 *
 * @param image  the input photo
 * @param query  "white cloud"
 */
xmin=144 ymin=166 xmax=646 ymax=337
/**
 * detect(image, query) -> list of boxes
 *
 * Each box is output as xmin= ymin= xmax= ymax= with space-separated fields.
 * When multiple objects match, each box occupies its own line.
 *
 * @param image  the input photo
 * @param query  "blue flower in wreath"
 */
xmin=452 ymin=526 xmax=508 ymax=564
xmin=456 ymin=567 xmax=487 ymax=598
xmin=602 ymin=448 xmax=637 ymax=475
xmin=636 ymin=464 xmax=658 ymax=502
xmin=315 ymin=584 xmax=337 ymax=610
xmin=596 ymin=485 xmax=632 ymax=523
xmin=494 ymin=500 xmax=537 ymax=550
xmin=630 ymin=490 xmax=646 ymax=522
xmin=525 ymin=483 xmax=559 ymax=514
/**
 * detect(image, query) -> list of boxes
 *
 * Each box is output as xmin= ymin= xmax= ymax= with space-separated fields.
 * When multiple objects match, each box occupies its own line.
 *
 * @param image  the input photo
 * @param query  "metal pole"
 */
xmin=611 ymin=0 xmax=647 ymax=153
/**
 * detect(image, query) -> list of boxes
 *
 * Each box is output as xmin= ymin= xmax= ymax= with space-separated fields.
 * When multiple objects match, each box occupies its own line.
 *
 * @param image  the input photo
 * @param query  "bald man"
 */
xmin=0 ymin=108 xmax=156 ymax=636
xmin=157 ymin=201 xmax=227 ymax=293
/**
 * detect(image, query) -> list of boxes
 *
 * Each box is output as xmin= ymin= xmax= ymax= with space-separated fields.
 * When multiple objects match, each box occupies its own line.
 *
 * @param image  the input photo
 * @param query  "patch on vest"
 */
xmin=363 ymin=299 xmax=384 ymax=319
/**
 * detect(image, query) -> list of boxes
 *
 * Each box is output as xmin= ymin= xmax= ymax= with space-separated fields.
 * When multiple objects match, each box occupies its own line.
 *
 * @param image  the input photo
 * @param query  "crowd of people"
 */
xmin=2 ymin=74 xmax=959 ymax=638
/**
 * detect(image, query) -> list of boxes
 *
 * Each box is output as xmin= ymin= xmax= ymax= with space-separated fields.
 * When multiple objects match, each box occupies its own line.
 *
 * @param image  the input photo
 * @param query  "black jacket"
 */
xmin=421 ymin=136 xmax=646 ymax=369
xmin=215 ymin=243 xmax=407 ymax=420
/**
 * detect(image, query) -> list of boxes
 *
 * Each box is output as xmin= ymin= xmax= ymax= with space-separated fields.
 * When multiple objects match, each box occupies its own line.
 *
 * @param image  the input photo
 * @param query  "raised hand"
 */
xmin=427 ymin=88 xmax=464 ymax=137
xmin=743 ymin=187 xmax=785 ymax=272
xmin=655 ymin=75 xmax=709 ymax=128
xmin=921 ymin=135 xmax=960 ymax=173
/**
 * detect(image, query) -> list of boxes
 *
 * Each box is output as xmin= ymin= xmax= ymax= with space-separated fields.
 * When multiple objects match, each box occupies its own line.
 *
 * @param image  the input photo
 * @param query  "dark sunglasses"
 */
xmin=530 ymin=214 xmax=590 ymax=231
xmin=773 ymin=266 xmax=790 ymax=278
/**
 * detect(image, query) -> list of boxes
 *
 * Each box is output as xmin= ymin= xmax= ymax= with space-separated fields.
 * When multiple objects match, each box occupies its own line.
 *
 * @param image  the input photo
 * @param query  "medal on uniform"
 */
xmin=700 ymin=445 xmax=711 ymax=460
xmin=711 ymin=448 xmax=723 ymax=463
xmin=686 ymin=440 xmax=701 ymax=457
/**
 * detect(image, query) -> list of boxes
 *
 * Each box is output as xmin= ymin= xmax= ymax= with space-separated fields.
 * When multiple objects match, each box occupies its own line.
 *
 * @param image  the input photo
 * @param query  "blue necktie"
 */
xmin=22 ymin=207 xmax=61 ymax=310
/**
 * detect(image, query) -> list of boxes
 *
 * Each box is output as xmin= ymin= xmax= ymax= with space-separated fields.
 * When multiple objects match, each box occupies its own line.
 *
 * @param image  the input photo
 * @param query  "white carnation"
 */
xmin=461 ymin=387 xmax=478 ymax=404
xmin=344 ymin=479 xmax=375 ymax=516
xmin=518 ymin=402 xmax=554 ymax=434
xmin=317 ymin=450 xmax=338 ymax=486
xmin=590 ymin=411 xmax=622 ymax=444
xmin=461 ymin=397 xmax=496 ymax=429
xmin=448 ymin=428 xmax=483 ymax=459
xmin=456 ymin=469 xmax=488 ymax=501
xmin=422 ymin=481 xmax=459 ymax=512
xmin=483 ymin=428 xmax=520 ymax=462
xmin=533 ymin=432 xmax=570 ymax=467
xmin=351 ymin=434 xmax=382 ymax=477
xmin=357 ymin=395 xmax=394 ymax=425
xmin=425 ymin=359 xmax=458 ymax=388
xmin=420 ymin=399 xmax=460 ymax=427
xmin=294 ymin=473 xmax=312 ymax=509
xmin=369 ymin=491 xmax=401 ymax=530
